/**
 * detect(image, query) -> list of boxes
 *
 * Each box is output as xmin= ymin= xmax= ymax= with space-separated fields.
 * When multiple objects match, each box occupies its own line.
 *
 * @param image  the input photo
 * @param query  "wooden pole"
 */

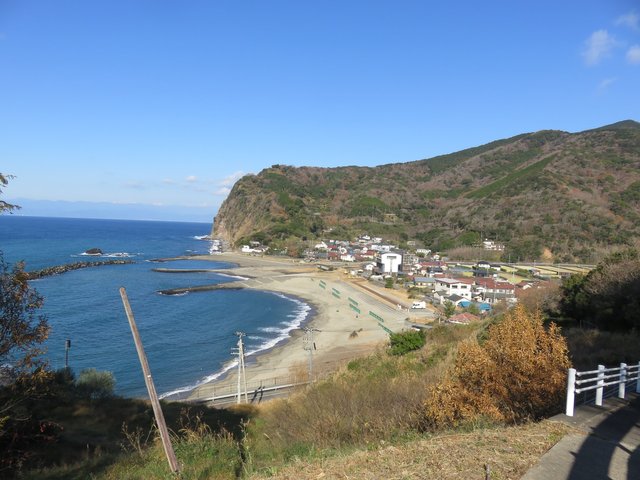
xmin=120 ymin=287 xmax=180 ymax=474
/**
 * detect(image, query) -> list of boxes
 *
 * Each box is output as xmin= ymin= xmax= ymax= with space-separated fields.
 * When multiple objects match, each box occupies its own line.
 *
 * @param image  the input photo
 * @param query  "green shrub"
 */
xmin=389 ymin=330 xmax=427 ymax=356
xmin=443 ymin=300 xmax=456 ymax=318
xmin=76 ymin=368 xmax=116 ymax=399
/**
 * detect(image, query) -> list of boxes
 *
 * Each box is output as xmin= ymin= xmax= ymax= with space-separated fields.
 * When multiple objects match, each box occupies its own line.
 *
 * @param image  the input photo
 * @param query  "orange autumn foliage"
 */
xmin=424 ymin=305 xmax=570 ymax=428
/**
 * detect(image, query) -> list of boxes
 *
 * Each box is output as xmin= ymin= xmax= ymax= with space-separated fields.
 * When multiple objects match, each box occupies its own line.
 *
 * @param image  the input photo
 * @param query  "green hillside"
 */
xmin=213 ymin=120 xmax=640 ymax=262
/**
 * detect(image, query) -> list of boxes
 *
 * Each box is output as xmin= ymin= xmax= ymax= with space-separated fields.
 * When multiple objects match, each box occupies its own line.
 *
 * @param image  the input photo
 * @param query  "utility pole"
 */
xmin=64 ymin=339 xmax=71 ymax=369
xmin=303 ymin=328 xmax=320 ymax=381
xmin=235 ymin=332 xmax=248 ymax=403
xmin=119 ymin=287 xmax=180 ymax=474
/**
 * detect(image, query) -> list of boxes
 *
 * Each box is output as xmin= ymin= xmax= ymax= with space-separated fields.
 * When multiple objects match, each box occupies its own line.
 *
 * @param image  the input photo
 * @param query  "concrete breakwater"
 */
xmin=158 ymin=283 xmax=245 ymax=296
xmin=152 ymin=268 xmax=223 ymax=274
xmin=26 ymin=260 xmax=134 ymax=279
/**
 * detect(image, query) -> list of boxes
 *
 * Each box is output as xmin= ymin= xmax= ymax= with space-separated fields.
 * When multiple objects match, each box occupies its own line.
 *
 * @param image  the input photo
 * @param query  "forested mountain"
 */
xmin=213 ymin=120 xmax=640 ymax=262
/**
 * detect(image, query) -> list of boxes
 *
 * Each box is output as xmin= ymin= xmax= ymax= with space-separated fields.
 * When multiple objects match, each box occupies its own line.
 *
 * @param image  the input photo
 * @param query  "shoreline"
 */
xmin=162 ymin=252 xmax=412 ymax=402
xmin=161 ymin=292 xmax=316 ymax=401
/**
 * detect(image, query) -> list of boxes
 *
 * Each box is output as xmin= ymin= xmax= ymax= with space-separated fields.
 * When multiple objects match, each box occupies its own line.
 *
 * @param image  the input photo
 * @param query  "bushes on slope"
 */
xmin=424 ymin=305 xmax=570 ymax=429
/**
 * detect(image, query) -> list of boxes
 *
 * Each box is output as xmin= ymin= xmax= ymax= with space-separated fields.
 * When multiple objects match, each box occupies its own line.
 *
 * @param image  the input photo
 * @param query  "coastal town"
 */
xmin=232 ymin=234 xmax=592 ymax=326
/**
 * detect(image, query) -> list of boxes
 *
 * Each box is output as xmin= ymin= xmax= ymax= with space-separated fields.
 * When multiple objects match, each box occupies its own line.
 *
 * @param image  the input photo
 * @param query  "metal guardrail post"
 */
xmin=596 ymin=364 xmax=604 ymax=406
xmin=619 ymin=363 xmax=627 ymax=399
xmin=565 ymin=361 xmax=640 ymax=415
xmin=566 ymin=368 xmax=576 ymax=416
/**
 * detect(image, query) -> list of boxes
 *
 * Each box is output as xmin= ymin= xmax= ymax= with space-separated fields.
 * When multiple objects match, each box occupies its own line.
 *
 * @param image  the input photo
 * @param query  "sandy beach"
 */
xmin=170 ymin=252 xmax=416 ymax=403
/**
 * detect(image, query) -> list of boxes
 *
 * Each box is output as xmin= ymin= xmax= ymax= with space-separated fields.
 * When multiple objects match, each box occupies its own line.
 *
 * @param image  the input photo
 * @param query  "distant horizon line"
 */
xmin=4 ymin=197 xmax=216 ymax=224
xmin=2 ymin=213 xmax=213 ymax=225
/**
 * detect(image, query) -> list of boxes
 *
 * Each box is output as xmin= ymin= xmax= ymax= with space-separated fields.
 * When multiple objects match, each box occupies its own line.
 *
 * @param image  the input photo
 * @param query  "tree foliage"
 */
xmin=443 ymin=301 xmax=456 ymax=319
xmin=0 ymin=175 xmax=45 ymax=371
xmin=465 ymin=302 xmax=481 ymax=315
xmin=558 ymin=248 xmax=640 ymax=331
xmin=0 ymin=180 xmax=56 ymax=476
xmin=517 ymin=281 xmax=561 ymax=316
xmin=0 ymin=256 xmax=49 ymax=371
xmin=0 ymin=174 xmax=20 ymax=214
xmin=424 ymin=305 xmax=570 ymax=428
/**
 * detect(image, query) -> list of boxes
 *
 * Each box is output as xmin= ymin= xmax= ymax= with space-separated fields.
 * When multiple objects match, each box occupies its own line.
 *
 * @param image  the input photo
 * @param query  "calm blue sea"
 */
xmin=0 ymin=216 xmax=310 ymax=398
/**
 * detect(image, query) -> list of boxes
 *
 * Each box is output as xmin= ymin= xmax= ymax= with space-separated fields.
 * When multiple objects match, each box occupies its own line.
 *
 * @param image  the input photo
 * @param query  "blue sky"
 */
xmin=1 ymin=1 xmax=639 ymax=222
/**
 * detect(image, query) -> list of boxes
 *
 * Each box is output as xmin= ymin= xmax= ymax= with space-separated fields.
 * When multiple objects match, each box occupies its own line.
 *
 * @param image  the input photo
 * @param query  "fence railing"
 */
xmin=565 ymin=362 xmax=640 ymax=416
xmin=199 ymin=374 xmax=312 ymax=403
xmin=200 ymin=380 xmax=311 ymax=406
xmin=165 ymin=370 xmax=333 ymax=404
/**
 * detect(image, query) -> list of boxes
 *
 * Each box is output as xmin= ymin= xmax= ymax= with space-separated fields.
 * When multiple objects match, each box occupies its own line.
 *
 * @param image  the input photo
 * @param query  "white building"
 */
xmin=434 ymin=278 xmax=474 ymax=300
xmin=376 ymin=251 xmax=403 ymax=274
xmin=371 ymin=244 xmax=392 ymax=253
xmin=482 ymin=239 xmax=505 ymax=251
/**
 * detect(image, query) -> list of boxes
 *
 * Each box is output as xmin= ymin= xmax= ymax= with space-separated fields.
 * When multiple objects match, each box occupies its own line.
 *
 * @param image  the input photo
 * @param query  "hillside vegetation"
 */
xmin=213 ymin=120 xmax=640 ymax=262
xmin=13 ymin=306 xmax=589 ymax=479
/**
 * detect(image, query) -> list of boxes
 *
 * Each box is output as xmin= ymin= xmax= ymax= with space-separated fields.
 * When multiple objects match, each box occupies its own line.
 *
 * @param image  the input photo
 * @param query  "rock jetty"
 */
xmin=26 ymin=260 xmax=134 ymax=280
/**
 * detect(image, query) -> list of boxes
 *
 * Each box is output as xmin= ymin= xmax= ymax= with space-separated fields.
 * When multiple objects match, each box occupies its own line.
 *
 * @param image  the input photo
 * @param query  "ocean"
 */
xmin=0 ymin=216 xmax=311 ymax=398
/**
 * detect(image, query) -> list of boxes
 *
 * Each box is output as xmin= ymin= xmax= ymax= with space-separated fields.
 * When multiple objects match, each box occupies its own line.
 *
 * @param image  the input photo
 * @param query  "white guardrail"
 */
xmin=565 ymin=362 xmax=640 ymax=416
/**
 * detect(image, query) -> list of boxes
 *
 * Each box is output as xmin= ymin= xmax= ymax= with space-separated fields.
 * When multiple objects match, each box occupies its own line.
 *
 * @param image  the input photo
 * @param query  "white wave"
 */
xmin=76 ymin=251 xmax=139 ymax=258
xmin=216 ymin=273 xmax=249 ymax=281
xmin=159 ymin=358 xmax=240 ymax=399
xmin=193 ymin=235 xmax=210 ymax=240
xmin=244 ymin=292 xmax=311 ymax=358
xmin=258 ymin=326 xmax=283 ymax=334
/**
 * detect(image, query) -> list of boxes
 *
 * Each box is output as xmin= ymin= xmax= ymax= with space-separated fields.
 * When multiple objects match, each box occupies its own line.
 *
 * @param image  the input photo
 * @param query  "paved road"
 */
xmin=523 ymin=393 xmax=640 ymax=480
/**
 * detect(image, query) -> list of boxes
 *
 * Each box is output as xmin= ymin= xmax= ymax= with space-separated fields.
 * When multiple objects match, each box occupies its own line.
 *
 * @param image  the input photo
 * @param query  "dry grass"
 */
xmin=251 ymin=324 xmax=483 ymax=450
xmin=287 ymin=361 xmax=310 ymax=383
xmin=244 ymin=324 xmax=485 ymax=475
xmin=250 ymin=356 xmax=432 ymax=455
xmin=249 ymin=420 xmax=574 ymax=480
